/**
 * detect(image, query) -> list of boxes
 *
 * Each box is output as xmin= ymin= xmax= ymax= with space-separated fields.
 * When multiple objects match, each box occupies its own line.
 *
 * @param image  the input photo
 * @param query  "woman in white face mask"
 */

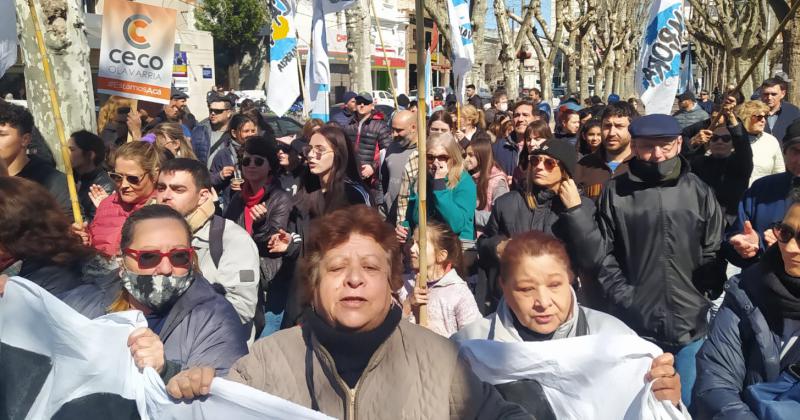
xmin=485 ymin=92 xmax=510 ymax=127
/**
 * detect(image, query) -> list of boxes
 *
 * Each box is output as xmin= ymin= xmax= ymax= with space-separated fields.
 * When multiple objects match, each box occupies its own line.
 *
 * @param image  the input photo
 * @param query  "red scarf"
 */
xmin=242 ymin=182 xmax=266 ymax=235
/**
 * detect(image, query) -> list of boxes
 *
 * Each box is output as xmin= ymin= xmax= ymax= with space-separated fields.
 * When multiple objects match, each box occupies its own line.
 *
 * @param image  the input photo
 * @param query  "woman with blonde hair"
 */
xmin=737 ymin=99 xmax=785 ymax=185
xmin=152 ymin=122 xmax=198 ymax=160
xmin=98 ymin=96 xmax=140 ymax=152
xmin=406 ymin=132 xmax=477 ymax=246
xmin=455 ymin=104 xmax=487 ymax=149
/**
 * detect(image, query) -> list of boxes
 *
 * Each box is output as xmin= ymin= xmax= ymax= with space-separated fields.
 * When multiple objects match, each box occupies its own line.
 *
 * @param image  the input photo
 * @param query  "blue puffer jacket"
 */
xmin=723 ymin=172 xmax=794 ymax=268
xmin=694 ymin=247 xmax=787 ymax=419
xmin=62 ymin=273 xmax=248 ymax=376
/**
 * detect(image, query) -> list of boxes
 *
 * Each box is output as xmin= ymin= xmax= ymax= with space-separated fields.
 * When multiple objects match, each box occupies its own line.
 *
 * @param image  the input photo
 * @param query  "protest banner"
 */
xmin=97 ymin=0 xmax=176 ymax=104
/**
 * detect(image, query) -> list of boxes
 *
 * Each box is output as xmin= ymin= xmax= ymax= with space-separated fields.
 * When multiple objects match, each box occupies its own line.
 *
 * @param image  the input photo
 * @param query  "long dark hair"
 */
xmin=518 ymin=120 xmax=554 ymax=170
xmin=578 ymin=119 xmax=602 ymax=155
xmin=470 ymin=133 xmax=503 ymax=209
xmin=427 ymin=110 xmax=455 ymax=133
xmin=300 ymin=125 xmax=365 ymax=218
xmin=0 ymin=177 xmax=94 ymax=265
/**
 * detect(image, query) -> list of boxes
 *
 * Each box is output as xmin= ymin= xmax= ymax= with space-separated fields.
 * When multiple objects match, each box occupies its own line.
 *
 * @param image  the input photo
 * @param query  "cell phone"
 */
xmin=117 ymin=107 xmax=131 ymax=115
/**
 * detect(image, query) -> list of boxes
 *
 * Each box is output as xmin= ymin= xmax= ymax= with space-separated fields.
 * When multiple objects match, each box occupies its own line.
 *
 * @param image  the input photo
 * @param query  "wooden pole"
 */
xmin=734 ymin=0 xmax=800 ymax=92
xmin=369 ymin=0 xmax=399 ymax=109
xmin=414 ymin=0 xmax=428 ymax=327
xmin=27 ymin=0 xmax=83 ymax=225
xmin=296 ymin=30 xmax=310 ymax=120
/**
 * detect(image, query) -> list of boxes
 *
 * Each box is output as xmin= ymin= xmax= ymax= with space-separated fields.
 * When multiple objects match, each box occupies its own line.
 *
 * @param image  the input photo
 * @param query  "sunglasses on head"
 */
xmin=109 ymin=172 xmax=144 ymax=185
xmin=772 ymin=223 xmax=800 ymax=244
xmin=242 ymin=156 xmax=267 ymax=167
xmin=208 ymin=108 xmax=229 ymax=115
xmin=426 ymin=154 xmax=449 ymax=163
xmin=711 ymin=135 xmax=732 ymax=143
xmin=123 ymin=248 xmax=194 ymax=269
xmin=529 ymin=154 xmax=559 ymax=171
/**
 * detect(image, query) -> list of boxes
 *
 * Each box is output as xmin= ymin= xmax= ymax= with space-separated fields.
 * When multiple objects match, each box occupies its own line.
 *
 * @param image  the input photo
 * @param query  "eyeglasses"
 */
xmin=772 ymin=223 xmax=800 ymax=244
xmin=751 ymin=114 xmax=767 ymax=121
xmin=635 ymin=139 xmax=678 ymax=154
xmin=529 ymin=154 xmax=559 ymax=171
xmin=123 ymin=248 xmax=194 ymax=269
xmin=208 ymin=108 xmax=229 ymax=115
xmin=242 ymin=156 xmax=266 ymax=167
xmin=426 ymin=154 xmax=449 ymax=163
xmin=303 ymin=146 xmax=332 ymax=159
xmin=109 ymin=172 xmax=145 ymax=185
xmin=711 ymin=135 xmax=732 ymax=143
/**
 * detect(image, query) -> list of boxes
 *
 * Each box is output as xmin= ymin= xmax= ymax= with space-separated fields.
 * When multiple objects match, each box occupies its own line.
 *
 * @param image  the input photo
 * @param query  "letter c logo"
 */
xmin=123 ymin=14 xmax=152 ymax=49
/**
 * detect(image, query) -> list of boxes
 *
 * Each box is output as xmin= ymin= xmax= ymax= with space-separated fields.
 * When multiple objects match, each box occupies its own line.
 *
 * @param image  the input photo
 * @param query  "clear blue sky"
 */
xmin=485 ymin=0 xmax=552 ymax=33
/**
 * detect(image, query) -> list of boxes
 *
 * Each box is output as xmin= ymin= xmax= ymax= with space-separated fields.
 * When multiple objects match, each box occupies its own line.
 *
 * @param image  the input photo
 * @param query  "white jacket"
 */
xmin=749 ymin=131 xmax=785 ymax=186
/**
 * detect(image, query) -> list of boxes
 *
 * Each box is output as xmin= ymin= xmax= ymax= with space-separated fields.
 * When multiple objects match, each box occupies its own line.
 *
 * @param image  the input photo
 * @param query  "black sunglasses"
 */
xmin=711 ymin=135 xmax=732 ymax=143
xmin=242 ymin=156 xmax=267 ymax=167
xmin=772 ymin=223 xmax=800 ymax=244
xmin=208 ymin=108 xmax=229 ymax=115
xmin=109 ymin=172 xmax=144 ymax=185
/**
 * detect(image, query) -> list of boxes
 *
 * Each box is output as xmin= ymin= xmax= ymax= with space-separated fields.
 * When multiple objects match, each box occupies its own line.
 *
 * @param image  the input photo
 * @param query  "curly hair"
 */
xmin=0 ymin=177 xmax=94 ymax=265
xmin=736 ymin=100 xmax=771 ymax=134
xmin=298 ymin=205 xmax=402 ymax=306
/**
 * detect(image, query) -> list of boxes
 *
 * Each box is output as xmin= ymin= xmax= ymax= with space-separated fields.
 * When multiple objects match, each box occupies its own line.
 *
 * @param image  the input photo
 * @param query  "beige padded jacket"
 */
xmin=226 ymin=320 xmax=532 ymax=420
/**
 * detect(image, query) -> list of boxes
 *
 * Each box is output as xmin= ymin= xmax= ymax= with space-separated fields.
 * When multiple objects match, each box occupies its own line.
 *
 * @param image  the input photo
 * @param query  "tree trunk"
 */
xmin=15 ymin=0 xmax=95 ymax=172
xmin=579 ymin=37 xmax=591 ymax=99
xmin=469 ymin=0 xmax=488 ymax=87
xmin=494 ymin=0 xmax=520 ymax=99
xmin=345 ymin=0 xmax=372 ymax=93
xmin=239 ymin=37 xmax=269 ymax=90
xmin=228 ymin=54 xmax=241 ymax=90
xmin=785 ymin=12 xmax=800 ymax=105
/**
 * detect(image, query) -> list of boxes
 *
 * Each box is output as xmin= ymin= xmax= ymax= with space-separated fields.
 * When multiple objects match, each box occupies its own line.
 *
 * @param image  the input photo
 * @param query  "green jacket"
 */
xmin=408 ymin=170 xmax=476 ymax=241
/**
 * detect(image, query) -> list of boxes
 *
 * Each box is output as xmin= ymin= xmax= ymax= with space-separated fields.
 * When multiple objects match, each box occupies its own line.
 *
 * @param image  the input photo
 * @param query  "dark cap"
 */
xmin=607 ymin=93 xmax=620 ymax=104
xmin=446 ymin=94 xmax=457 ymax=105
xmin=342 ymin=91 xmax=357 ymax=103
xmin=434 ymin=92 xmax=444 ymax=101
xmin=783 ymin=119 xmax=800 ymax=151
xmin=530 ymin=139 xmax=577 ymax=178
xmin=171 ymin=88 xmax=189 ymax=100
xmin=629 ymin=114 xmax=682 ymax=139
xmin=356 ymin=92 xmax=373 ymax=104
xmin=207 ymin=91 xmax=234 ymax=107
xmin=676 ymin=91 xmax=696 ymax=102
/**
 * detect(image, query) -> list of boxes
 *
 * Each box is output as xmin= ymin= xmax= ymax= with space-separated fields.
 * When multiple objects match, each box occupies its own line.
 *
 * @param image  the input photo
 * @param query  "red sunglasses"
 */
xmin=123 ymin=248 xmax=194 ymax=269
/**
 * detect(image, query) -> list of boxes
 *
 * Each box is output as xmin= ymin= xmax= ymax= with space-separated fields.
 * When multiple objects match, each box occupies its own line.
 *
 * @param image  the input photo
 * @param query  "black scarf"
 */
xmin=510 ymin=309 xmax=555 ymax=342
xmin=308 ymin=305 xmax=402 ymax=388
xmin=760 ymin=247 xmax=800 ymax=320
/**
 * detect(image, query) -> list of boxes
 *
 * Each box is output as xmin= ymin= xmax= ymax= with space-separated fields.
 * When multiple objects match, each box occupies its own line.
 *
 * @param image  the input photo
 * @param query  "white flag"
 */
xmin=446 ymin=0 xmax=475 ymax=104
xmin=635 ymin=0 xmax=684 ymax=115
xmin=267 ymin=0 xmax=300 ymax=117
xmin=0 ymin=0 xmax=16 ymax=80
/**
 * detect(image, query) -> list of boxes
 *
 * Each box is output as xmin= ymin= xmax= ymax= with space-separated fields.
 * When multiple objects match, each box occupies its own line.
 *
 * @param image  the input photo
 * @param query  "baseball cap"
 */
xmin=171 ymin=88 xmax=189 ymax=100
xmin=629 ymin=114 xmax=682 ymax=139
xmin=342 ymin=91 xmax=357 ymax=103
xmin=356 ymin=92 xmax=374 ymax=104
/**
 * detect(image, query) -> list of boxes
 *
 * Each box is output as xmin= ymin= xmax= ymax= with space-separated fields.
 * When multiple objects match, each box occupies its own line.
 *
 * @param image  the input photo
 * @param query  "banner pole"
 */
xmin=368 ymin=0 xmax=399 ymax=109
xmin=26 ymin=0 xmax=83 ymax=225
xmin=414 ymin=0 xmax=428 ymax=327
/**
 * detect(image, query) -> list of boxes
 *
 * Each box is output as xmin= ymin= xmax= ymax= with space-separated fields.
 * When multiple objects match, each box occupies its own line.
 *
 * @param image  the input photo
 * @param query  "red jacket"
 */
xmin=89 ymin=192 xmax=155 ymax=257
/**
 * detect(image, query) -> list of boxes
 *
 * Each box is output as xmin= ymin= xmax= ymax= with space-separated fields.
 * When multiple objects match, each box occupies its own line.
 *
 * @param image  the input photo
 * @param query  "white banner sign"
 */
xmin=267 ymin=0 xmax=300 ymax=117
xmin=446 ymin=0 xmax=475 ymax=104
xmin=0 ymin=0 xmax=16 ymax=80
xmin=97 ymin=0 xmax=176 ymax=104
xmin=635 ymin=0 xmax=684 ymax=115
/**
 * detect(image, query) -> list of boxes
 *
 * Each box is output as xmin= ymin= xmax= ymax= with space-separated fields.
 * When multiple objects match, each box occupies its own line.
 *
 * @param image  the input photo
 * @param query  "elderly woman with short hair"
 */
xmin=166 ymin=205 xmax=532 ymax=419
xmin=737 ymin=99 xmax=785 ymax=185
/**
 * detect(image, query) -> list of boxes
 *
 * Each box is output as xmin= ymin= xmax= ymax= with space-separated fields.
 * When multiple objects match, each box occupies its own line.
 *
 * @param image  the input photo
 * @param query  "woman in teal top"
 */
xmin=406 ymin=132 xmax=477 ymax=243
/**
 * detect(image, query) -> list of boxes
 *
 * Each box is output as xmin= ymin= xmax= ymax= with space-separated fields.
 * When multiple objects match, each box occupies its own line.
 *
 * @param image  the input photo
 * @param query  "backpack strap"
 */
xmin=209 ymin=215 xmax=226 ymax=268
xmin=575 ymin=307 xmax=589 ymax=337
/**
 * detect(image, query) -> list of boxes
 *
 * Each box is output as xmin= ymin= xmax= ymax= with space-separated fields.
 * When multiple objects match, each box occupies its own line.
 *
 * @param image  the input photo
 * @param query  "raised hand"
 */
xmin=729 ymin=220 xmax=760 ymax=259
xmin=267 ymin=229 xmax=292 ymax=253
xmin=89 ymin=184 xmax=110 ymax=208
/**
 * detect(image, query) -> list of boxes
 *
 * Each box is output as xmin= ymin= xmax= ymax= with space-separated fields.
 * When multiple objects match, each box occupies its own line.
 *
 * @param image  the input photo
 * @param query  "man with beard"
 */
xmin=380 ymin=110 xmax=418 ymax=225
xmin=596 ymin=114 xmax=724 ymax=407
xmin=492 ymin=100 xmax=540 ymax=177
xmin=574 ymin=102 xmax=639 ymax=201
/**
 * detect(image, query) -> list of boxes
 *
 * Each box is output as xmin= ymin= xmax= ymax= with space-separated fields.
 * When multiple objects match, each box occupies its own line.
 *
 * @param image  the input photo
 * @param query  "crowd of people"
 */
xmin=3 ymin=77 xmax=800 ymax=418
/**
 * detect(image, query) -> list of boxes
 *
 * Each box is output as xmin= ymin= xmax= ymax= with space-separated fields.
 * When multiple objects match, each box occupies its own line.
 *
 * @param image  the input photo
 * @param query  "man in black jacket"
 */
xmin=761 ymin=77 xmax=800 ymax=143
xmin=596 ymin=114 xmax=724 ymax=408
xmin=344 ymin=92 xmax=392 ymax=184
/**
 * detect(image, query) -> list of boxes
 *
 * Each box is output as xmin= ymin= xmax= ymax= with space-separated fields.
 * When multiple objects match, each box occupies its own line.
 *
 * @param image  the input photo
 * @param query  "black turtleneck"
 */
xmin=308 ymin=305 xmax=402 ymax=388
xmin=510 ymin=310 xmax=555 ymax=342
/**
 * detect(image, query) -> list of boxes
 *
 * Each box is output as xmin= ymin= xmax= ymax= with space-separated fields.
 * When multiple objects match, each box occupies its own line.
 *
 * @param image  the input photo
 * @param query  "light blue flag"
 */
xmin=634 ymin=0 xmax=684 ymax=115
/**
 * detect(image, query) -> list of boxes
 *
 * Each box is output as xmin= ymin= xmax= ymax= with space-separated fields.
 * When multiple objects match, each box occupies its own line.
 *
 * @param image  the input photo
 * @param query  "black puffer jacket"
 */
xmin=76 ymin=168 xmax=115 ymax=222
xmin=344 ymin=110 xmax=392 ymax=172
xmin=596 ymin=156 xmax=725 ymax=349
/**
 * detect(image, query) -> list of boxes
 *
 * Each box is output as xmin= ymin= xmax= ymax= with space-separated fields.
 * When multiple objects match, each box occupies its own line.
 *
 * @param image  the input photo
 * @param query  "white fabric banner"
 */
xmin=459 ymin=334 xmax=689 ymax=420
xmin=0 ymin=0 xmax=16 ymax=80
xmin=267 ymin=0 xmax=300 ymax=117
xmin=446 ymin=0 xmax=475 ymax=104
xmin=635 ymin=0 xmax=684 ymax=115
xmin=0 ymin=277 xmax=334 ymax=420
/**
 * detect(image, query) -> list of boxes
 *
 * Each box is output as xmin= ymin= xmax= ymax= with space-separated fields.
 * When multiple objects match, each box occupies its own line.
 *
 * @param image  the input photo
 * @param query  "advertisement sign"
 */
xmin=172 ymin=51 xmax=187 ymax=78
xmin=97 ymin=0 xmax=177 ymax=104
xmin=202 ymin=67 xmax=213 ymax=79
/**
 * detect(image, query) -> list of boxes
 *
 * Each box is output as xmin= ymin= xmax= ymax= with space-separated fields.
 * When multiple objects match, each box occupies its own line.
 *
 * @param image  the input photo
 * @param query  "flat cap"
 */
xmin=629 ymin=114 xmax=682 ymax=139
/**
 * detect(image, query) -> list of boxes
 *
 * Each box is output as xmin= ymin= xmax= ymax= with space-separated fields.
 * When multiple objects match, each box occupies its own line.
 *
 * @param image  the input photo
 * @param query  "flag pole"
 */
xmin=414 ymin=0 xmax=428 ymax=327
xmin=26 ymin=0 xmax=83 ymax=225
xmin=296 ymin=30 xmax=310 ymax=119
xmin=368 ymin=0 xmax=399 ymax=109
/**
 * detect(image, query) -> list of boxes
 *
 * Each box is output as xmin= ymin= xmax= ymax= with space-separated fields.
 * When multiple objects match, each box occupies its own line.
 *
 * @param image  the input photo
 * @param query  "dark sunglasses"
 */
xmin=772 ymin=223 xmax=800 ymax=244
xmin=711 ymin=135 xmax=732 ymax=143
xmin=208 ymin=108 xmax=229 ymax=115
xmin=752 ymin=114 xmax=767 ymax=121
xmin=529 ymin=154 xmax=559 ymax=171
xmin=109 ymin=172 xmax=144 ymax=185
xmin=242 ymin=156 xmax=267 ymax=167
xmin=426 ymin=154 xmax=449 ymax=163
xmin=123 ymin=248 xmax=194 ymax=269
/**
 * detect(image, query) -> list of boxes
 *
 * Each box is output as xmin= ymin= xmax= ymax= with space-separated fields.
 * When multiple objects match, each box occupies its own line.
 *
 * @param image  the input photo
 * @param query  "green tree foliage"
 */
xmin=195 ymin=0 xmax=267 ymax=51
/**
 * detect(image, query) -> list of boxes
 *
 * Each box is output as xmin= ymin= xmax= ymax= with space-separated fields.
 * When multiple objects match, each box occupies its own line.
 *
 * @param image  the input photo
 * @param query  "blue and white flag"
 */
xmin=424 ymin=50 xmax=433 ymax=116
xmin=0 ymin=0 xmax=16 ymax=79
xmin=678 ymin=46 xmax=693 ymax=95
xmin=305 ymin=0 xmax=356 ymax=122
xmin=635 ymin=0 xmax=684 ymax=115
xmin=446 ymin=0 xmax=474 ymax=105
xmin=267 ymin=0 xmax=300 ymax=117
